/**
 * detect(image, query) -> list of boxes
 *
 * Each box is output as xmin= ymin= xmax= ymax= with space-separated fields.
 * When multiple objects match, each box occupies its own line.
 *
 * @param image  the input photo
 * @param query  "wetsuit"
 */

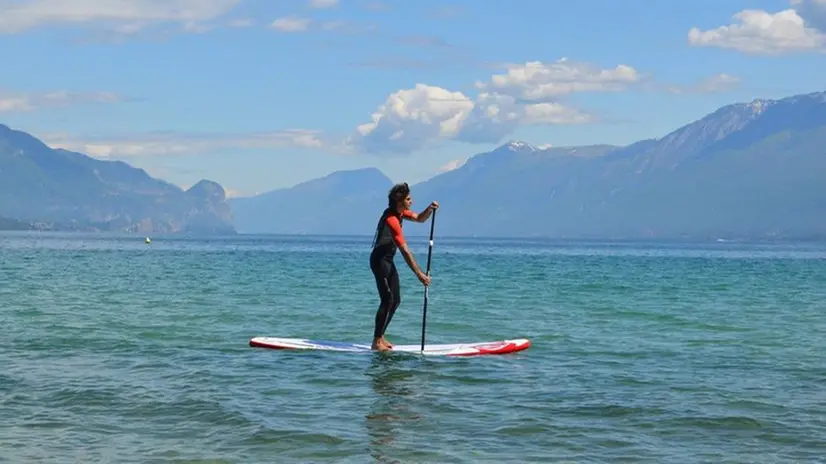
xmin=370 ymin=207 xmax=416 ymax=339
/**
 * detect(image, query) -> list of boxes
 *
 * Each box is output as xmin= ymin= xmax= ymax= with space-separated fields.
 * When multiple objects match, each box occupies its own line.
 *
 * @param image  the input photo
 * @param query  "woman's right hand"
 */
xmin=418 ymin=272 xmax=431 ymax=286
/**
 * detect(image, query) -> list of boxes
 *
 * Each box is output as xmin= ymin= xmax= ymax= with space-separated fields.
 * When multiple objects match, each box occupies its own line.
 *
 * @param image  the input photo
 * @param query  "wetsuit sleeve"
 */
xmin=386 ymin=216 xmax=406 ymax=247
xmin=402 ymin=209 xmax=416 ymax=219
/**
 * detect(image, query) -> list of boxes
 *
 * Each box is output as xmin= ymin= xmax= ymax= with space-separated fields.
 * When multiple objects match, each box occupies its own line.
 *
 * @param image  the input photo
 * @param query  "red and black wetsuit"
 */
xmin=370 ymin=207 xmax=416 ymax=339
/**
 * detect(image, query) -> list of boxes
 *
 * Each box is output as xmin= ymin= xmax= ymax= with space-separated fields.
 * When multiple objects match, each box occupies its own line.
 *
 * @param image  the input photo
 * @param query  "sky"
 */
xmin=1 ymin=0 xmax=825 ymax=198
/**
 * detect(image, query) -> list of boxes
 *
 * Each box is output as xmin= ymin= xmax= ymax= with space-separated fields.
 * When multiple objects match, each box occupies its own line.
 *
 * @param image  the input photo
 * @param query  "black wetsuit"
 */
xmin=370 ymin=207 xmax=410 ymax=339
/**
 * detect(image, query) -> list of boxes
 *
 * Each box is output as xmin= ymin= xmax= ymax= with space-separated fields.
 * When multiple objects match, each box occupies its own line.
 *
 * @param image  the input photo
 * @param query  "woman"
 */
xmin=369 ymin=182 xmax=439 ymax=351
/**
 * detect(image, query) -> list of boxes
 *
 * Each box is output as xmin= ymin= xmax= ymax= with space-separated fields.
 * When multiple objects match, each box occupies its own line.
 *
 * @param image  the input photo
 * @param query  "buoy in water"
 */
xmin=145 ymin=237 xmax=151 ymax=244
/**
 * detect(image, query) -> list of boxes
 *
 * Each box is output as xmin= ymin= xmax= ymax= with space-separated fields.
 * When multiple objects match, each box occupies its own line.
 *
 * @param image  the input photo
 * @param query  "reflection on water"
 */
xmin=364 ymin=354 xmax=426 ymax=463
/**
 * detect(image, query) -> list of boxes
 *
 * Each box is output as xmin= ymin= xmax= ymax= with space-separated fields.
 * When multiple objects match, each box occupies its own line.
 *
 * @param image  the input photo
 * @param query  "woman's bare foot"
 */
xmin=371 ymin=338 xmax=392 ymax=351
xmin=380 ymin=336 xmax=393 ymax=348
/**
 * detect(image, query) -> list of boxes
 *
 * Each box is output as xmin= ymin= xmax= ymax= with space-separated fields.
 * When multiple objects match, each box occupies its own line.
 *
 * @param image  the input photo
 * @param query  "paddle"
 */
xmin=420 ymin=207 xmax=436 ymax=352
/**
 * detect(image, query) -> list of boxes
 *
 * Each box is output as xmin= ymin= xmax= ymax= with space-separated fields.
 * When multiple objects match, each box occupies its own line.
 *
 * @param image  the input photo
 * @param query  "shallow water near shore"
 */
xmin=1 ymin=232 xmax=825 ymax=462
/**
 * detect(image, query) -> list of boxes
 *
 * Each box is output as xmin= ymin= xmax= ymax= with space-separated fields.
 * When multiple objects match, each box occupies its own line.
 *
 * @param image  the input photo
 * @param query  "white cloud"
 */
xmin=0 ymin=0 xmax=239 ymax=35
xmin=0 ymin=90 xmax=122 ymax=112
xmin=309 ymin=0 xmax=338 ymax=9
xmin=688 ymin=7 xmax=826 ymax=54
xmin=270 ymin=16 xmax=312 ymax=33
xmin=43 ymin=130 xmax=325 ymax=158
xmin=476 ymin=58 xmax=640 ymax=102
xmin=344 ymin=57 xmax=735 ymax=155
xmin=346 ymin=84 xmax=594 ymax=154
xmin=346 ymin=59 xmax=632 ymax=154
xmin=349 ymin=84 xmax=475 ymax=154
xmin=456 ymin=92 xmax=592 ymax=145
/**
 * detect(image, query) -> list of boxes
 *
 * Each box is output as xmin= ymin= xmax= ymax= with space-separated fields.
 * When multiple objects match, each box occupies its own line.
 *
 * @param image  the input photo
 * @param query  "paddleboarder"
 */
xmin=369 ymin=182 xmax=439 ymax=351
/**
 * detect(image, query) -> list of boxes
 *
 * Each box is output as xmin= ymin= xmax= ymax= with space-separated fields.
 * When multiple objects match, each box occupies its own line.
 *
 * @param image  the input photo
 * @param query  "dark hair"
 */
xmin=388 ymin=182 xmax=410 ymax=209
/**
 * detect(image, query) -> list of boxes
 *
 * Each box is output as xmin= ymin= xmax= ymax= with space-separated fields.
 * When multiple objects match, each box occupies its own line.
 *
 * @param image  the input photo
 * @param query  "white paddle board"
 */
xmin=248 ymin=337 xmax=531 ymax=357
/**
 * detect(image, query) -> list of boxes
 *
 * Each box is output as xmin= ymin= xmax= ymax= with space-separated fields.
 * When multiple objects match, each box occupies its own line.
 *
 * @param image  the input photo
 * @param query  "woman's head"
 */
xmin=388 ymin=182 xmax=412 ymax=212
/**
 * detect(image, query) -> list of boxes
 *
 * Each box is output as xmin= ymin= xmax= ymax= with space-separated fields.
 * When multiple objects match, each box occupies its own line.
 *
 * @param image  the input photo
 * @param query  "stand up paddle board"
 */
xmin=248 ymin=337 xmax=531 ymax=357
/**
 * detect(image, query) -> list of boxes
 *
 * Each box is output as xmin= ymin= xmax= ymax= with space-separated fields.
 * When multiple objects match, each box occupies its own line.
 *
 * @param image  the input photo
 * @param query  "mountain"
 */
xmin=0 ymin=124 xmax=235 ymax=234
xmin=232 ymin=90 xmax=826 ymax=240
xmin=229 ymin=167 xmax=393 ymax=235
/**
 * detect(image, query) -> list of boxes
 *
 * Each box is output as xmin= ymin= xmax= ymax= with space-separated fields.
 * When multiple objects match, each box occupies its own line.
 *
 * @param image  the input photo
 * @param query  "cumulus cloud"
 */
xmin=457 ymin=91 xmax=592 ymax=145
xmin=343 ymin=57 xmax=735 ymax=155
xmin=43 ymin=130 xmax=325 ymax=158
xmin=345 ymin=59 xmax=632 ymax=154
xmin=688 ymin=3 xmax=826 ymax=55
xmin=349 ymin=84 xmax=475 ymax=154
xmin=0 ymin=90 xmax=123 ymax=112
xmin=476 ymin=58 xmax=640 ymax=102
xmin=0 ymin=0 xmax=239 ymax=35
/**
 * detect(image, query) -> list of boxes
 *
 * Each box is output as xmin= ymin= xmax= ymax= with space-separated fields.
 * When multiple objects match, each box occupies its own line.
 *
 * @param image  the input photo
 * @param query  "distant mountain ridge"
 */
xmin=232 ymin=90 xmax=826 ymax=240
xmin=230 ymin=167 xmax=393 ymax=235
xmin=0 ymin=124 xmax=235 ymax=234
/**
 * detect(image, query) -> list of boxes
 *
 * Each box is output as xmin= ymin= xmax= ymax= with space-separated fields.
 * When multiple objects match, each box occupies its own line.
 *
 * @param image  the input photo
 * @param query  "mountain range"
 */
xmin=0 ymin=124 xmax=234 ymax=234
xmin=230 ymin=90 xmax=826 ymax=240
xmin=2 ymin=89 xmax=824 ymax=239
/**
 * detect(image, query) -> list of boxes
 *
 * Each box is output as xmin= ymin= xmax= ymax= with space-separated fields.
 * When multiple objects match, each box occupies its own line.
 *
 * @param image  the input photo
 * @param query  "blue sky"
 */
xmin=1 ymin=0 xmax=825 ymax=197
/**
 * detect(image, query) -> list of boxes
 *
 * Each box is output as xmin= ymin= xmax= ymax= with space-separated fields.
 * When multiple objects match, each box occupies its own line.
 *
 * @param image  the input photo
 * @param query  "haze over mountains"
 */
xmin=230 ymin=90 xmax=826 ymax=240
xmin=0 ymin=124 xmax=234 ymax=234
xmin=2 ymin=90 xmax=824 ymax=239
xmin=229 ymin=167 xmax=393 ymax=236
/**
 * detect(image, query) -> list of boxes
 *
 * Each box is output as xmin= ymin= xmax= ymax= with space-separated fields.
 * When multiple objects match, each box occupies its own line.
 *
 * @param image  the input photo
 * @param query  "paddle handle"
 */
xmin=420 ymin=208 xmax=436 ymax=352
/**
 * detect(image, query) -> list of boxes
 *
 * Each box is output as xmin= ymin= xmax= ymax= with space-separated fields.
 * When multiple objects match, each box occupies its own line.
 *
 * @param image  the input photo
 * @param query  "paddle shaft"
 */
xmin=420 ymin=208 xmax=436 ymax=352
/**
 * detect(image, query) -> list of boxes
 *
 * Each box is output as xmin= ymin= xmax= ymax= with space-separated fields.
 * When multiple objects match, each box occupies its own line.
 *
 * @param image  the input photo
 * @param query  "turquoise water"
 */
xmin=1 ymin=232 xmax=825 ymax=463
